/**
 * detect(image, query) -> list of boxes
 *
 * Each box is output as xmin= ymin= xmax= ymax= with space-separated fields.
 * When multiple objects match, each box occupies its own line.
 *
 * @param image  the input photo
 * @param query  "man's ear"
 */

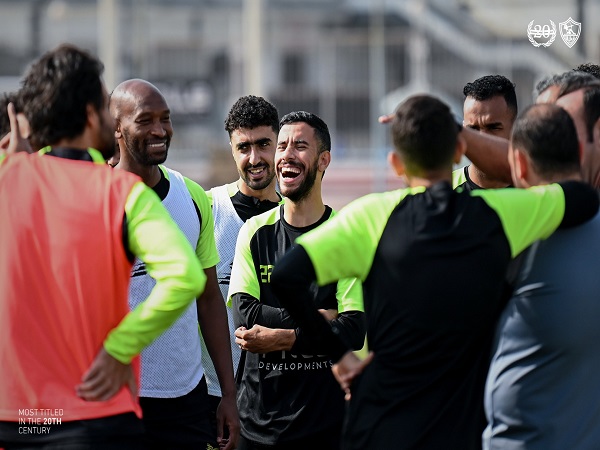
xmin=114 ymin=119 xmax=122 ymax=140
xmin=318 ymin=150 xmax=331 ymax=173
xmin=514 ymin=148 xmax=529 ymax=185
xmin=387 ymin=150 xmax=405 ymax=176
xmin=454 ymin=133 xmax=467 ymax=164
xmin=15 ymin=113 xmax=30 ymax=140
xmin=591 ymin=117 xmax=600 ymax=159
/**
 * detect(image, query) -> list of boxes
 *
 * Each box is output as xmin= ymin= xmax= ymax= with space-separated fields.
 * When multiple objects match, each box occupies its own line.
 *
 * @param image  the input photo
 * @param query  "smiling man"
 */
xmin=110 ymin=79 xmax=239 ymax=450
xmin=201 ymin=95 xmax=283 ymax=445
xmin=228 ymin=111 xmax=365 ymax=450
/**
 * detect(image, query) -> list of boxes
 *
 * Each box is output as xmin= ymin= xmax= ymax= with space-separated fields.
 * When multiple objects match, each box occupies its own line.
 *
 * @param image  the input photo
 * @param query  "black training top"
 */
xmin=271 ymin=180 xmax=599 ymax=450
xmin=231 ymin=189 xmax=281 ymax=222
xmin=452 ymin=164 xmax=482 ymax=191
xmin=228 ymin=205 xmax=365 ymax=445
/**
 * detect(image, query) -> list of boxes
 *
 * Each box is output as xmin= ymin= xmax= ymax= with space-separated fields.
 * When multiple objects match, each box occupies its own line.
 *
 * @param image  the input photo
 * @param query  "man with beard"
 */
xmin=0 ymin=45 xmax=206 ymax=448
xmin=228 ymin=111 xmax=366 ymax=450
xmin=110 ymin=79 xmax=239 ymax=450
xmin=201 ymin=95 xmax=282 ymax=444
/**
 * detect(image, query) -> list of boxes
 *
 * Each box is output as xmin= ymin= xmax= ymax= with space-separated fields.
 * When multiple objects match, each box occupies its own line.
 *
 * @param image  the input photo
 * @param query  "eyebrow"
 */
xmin=134 ymin=109 xmax=170 ymax=119
xmin=277 ymin=139 xmax=309 ymax=146
xmin=482 ymin=122 xmax=503 ymax=128
xmin=236 ymin=137 xmax=272 ymax=149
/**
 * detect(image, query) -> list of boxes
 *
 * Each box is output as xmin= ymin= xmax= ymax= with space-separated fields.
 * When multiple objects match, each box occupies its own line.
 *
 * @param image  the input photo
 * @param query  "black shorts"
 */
xmin=139 ymin=376 xmax=214 ymax=450
xmin=0 ymin=412 xmax=145 ymax=449
xmin=237 ymin=424 xmax=342 ymax=450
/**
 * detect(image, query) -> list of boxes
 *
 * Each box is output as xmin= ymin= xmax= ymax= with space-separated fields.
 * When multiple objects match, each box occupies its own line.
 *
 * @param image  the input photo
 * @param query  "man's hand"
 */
xmin=378 ymin=113 xmax=393 ymax=124
xmin=0 ymin=103 xmax=32 ymax=156
xmin=76 ymin=347 xmax=137 ymax=401
xmin=332 ymin=351 xmax=374 ymax=401
xmin=234 ymin=325 xmax=295 ymax=353
xmin=215 ymin=393 xmax=240 ymax=450
xmin=318 ymin=308 xmax=338 ymax=322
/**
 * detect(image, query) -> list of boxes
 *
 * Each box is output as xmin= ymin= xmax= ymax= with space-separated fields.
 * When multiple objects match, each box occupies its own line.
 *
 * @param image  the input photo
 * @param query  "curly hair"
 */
xmin=573 ymin=62 xmax=600 ymax=80
xmin=20 ymin=44 xmax=105 ymax=149
xmin=224 ymin=95 xmax=279 ymax=137
xmin=463 ymin=75 xmax=517 ymax=118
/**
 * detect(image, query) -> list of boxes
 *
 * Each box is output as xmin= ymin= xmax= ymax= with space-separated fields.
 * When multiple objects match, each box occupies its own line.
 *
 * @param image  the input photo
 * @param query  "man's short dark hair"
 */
xmin=463 ymin=75 xmax=518 ymax=118
xmin=0 ymin=91 xmax=20 ymax=137
xmin=574 ymin=63 xmax=600 ymax=80
xmin=391 ymin=95 xmax=458 ymax=172
xmin=224 ymin=95 xmax=279 ymax=137
xmin=534 ymin=73 xmax=564 ymax=99
xmin=279 ymin=111 xmax=331 ymax=154
xmin=583 ymin=87 xmax=600 ymax=143
xmin=20 ymin=44 xmax=105 ymax=150
xmin=511 ymin=104 xmax=580 ymax=179
xmin=556 ymin=71 xmax=600 ymax=99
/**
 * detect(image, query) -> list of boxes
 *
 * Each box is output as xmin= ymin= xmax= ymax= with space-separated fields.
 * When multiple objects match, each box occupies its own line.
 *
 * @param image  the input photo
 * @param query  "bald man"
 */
xmin=110 ymin=79 xmax=239 ymax=450
xmin=484 ymin=104 xmax=600 ymax=450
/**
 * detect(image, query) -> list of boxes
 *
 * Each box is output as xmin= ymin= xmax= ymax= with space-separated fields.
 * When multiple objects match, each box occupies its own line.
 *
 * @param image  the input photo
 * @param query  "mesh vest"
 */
xmin=129 ymin=167 xmax=203 ymax=398
xmin=0 ymin=152 xmax=140 ymax=422
xmin=202 ymin=183 xmax=244 ymax=397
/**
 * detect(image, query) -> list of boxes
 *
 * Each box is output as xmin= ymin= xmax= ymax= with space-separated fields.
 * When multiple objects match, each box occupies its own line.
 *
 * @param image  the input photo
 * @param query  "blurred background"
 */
xmin=0 ymin=0 xmax=597 ymax=208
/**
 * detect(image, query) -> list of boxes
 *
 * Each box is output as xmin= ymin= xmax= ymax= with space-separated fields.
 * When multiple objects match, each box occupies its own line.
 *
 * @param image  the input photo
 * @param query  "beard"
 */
xmin=239 ymin=162 xmax=276 ymax=191
xmin=97 ymin=114 xmax=117 ymax=160
xmin=122 ymin=128 xmax=170 ymax=166
xmin=280 ymin=159 xmax=318 ymax=203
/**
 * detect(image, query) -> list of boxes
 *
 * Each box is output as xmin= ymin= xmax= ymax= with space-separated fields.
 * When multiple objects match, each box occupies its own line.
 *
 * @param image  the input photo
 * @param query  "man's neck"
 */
xmin=468 ymin=164 xmax=508 ymax=189
xmin=405 ymin=169 xmax=453 ymax=188
xmin=118 ymin=160 xmax=161 ymax=188
xmin=53 ymin=137 xmax=91 ymax=153
xmin=237 ymin=178 xmax=280 ymax=203
xmin=531 ymin=172 xmax=582 ymax=186
xmin=283 ymin=189 xmax=326 ymax=228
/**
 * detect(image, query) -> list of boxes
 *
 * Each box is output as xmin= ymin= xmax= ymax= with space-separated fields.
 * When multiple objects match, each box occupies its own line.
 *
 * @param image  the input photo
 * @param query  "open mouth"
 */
xmin=280 ymin=166 xmax=301 ymax=180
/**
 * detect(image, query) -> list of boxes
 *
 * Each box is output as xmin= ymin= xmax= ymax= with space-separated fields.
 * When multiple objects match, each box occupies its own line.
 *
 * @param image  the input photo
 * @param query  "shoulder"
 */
xmin=242 ymin=206 xmax=281 ymax=236
xmin=208 ymin=181 xmax=239 ymax=205
xmin=342 ymin=189 xmax=413 ymax=216
xmin=452 ymin=165 xmax=468 ymax=190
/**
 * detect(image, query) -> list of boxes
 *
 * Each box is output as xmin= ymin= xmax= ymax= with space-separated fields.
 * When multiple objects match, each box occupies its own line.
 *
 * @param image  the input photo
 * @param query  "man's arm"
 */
xmin=197 ymin=266 xmax=240 ymax=450
xmin=232 ymin=292 xmax=295 ymax=329
xmin=476 ymin=180 xmax=600 ymax=257
xmin=461 ymin=127 xmax=512 ymax=184
xmin=380 ymin=112 xmax=512 ymax=184
xmin=291 ymin=276 xmax=366 ymax=354
xmin=235 ymin=324 xmax=296 ymax=353
xmin=270 ymin=246 xmax=350 ymax=363
xmin=231 ymin=290 xmax=298 ymax=353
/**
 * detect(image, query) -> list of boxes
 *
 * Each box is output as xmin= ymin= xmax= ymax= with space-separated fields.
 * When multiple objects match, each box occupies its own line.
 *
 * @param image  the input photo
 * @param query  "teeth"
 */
xmin=249 ymin=168 xmax=264 ymax=174
xmin=148 ymin=143 xmax=164 ymax=148
xmin=281 ymin=167 xmax=300 ymax=175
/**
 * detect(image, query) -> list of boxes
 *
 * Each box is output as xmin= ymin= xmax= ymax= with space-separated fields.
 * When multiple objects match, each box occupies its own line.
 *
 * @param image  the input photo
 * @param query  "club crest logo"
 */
xmin=559 ymin=17 xmax=581 ymax=48
xmin=527 ymin=20 xmax=556 ymax=47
